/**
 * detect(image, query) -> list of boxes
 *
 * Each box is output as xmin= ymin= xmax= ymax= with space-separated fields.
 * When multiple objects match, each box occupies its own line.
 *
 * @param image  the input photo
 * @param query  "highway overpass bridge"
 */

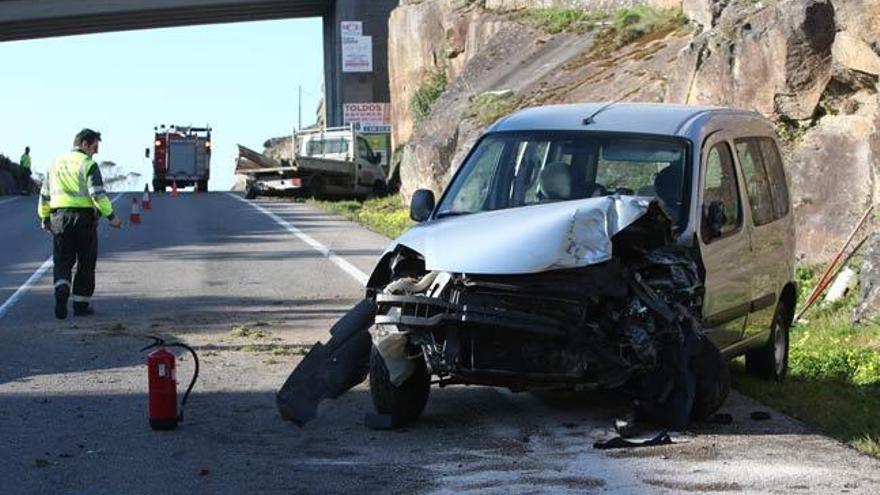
xmin=0 ymin=0 xmax=397 ymax=126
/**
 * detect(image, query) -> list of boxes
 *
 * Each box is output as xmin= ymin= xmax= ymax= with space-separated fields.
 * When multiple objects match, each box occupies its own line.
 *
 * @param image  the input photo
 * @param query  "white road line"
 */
xmin=0 ymin=194 xmax=125 ymax=320
xmin=227 ymin=193 xmax=370 ymax=286
xmin=0 ymin=196 xmax=22 ymax=206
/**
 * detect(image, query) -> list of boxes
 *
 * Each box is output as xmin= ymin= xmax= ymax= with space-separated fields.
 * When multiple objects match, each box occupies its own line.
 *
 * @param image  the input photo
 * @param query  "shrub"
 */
xmin=411 ymin=71 xmax=448 ymax=125
xmin=466 ymin=91 xmax=518 ymax=125
xmin=516 ymin=7 xmax=607 ymax=34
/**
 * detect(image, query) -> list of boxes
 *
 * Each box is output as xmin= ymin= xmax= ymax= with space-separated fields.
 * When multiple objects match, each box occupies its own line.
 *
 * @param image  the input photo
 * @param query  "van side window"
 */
xmin=701 ymin=142 xmax=742 ymax=242
xmin=735 ymin=139 xmax=775 ymax=226
xmin=758 ymin=138 xmax=790 ymax=219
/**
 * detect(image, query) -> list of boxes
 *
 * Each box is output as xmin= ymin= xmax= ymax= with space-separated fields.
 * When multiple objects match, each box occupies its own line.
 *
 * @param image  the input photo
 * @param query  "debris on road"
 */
xmin=750 ymin=411 xmax=772 ymax=421
xmin=711 ymin=413 xmax=733 ymax=425
xmin=823 ymin=267 xmax=857 ymax=304
xmin=275 ymin=299 xmax=375 ymax=425
xmin=593 ymin=431 xmax=673 ymax=450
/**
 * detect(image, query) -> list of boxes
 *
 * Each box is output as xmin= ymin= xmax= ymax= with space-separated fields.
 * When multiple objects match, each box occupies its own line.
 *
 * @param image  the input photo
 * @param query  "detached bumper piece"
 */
xmin=276 ymin=299 xmax=376 ymax=426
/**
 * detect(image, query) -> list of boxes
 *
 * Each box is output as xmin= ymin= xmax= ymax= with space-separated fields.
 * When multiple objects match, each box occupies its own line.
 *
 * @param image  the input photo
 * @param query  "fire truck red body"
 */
xmin=151 ymin=125 xmax=212 ymax=192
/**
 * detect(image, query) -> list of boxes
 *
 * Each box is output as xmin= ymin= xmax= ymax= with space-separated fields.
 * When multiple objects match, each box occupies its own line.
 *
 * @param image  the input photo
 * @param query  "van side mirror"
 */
xmin=703 ymin=200 xmax=726 ymax=241
xmin=410 ymin=189 xmax=435 ymax=222
xmin=145 ymin=148 xmax=150 ymax=158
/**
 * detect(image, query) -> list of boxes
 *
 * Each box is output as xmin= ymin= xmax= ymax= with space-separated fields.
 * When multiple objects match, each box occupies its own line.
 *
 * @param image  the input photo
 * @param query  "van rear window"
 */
xmin=735 ymin=139 xmax=776 ymax=226
xmin=758 ymin=138 xmax=790 ymax=219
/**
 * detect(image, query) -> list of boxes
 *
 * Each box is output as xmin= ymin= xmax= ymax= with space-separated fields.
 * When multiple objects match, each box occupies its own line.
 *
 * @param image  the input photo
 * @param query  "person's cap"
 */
xmin=74 ymin=128 xmax=102 ymax=144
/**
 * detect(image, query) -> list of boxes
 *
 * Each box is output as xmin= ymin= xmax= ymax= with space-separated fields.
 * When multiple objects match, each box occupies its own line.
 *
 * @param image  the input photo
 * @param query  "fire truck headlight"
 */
xmin=154 ymin=140 xmax=162 ymax=147
xmin=205 ymin=141 xmax=211 ymax=148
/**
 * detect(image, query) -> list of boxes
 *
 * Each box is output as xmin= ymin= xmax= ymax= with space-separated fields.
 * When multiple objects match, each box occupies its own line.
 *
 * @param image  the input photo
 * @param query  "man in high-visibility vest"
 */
xmin=38 ymin=129 xmax=122 ymax=319
xmin=19 ymin=146 xmax=31 ymax=193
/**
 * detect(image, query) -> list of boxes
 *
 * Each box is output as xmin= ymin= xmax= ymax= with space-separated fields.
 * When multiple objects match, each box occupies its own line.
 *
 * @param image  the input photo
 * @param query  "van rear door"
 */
xmin=735 ymin=137 xmax=793 ymax=342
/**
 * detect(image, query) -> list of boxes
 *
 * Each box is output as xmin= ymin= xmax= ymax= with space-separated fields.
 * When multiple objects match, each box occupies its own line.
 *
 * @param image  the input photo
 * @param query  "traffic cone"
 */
xmin=142 ymin=184 xmax=152 ymax=210
xmin=130 ymin=197 xmax=141 ymax=225
xmin=171 ymin=180 xmax=179 ymax=198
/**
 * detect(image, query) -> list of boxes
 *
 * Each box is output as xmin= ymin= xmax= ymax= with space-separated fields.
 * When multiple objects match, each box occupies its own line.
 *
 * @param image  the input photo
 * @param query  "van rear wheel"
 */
xmin=745 ymin=302 xmax=790 ymax=381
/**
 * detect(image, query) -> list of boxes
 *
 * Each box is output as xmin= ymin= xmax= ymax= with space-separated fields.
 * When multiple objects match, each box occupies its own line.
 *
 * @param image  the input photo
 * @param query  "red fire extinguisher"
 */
xmin=141 ymin=337 xmax=199 ymax=431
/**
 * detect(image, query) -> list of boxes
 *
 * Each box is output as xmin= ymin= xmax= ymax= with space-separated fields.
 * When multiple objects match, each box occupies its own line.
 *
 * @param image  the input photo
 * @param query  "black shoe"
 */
xmin=54 ymin=286 xmax=69 ymax=320
xmin=73 ymin=303 xmax=94 ymax=317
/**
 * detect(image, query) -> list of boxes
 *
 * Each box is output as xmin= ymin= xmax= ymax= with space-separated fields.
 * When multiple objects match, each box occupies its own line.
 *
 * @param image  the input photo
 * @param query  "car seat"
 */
xmin=538 ymin=162 xmax=572 ymax=201
xmin=653 ymin=165 xmax=682 ymax=222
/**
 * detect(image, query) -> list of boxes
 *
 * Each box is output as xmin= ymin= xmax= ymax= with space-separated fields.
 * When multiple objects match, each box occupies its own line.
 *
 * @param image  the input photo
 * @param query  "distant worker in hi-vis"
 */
xmin=19 ymin=146 xmax=32 ymax=193
xmin=38 ymin=129 xmax=122 ymax=319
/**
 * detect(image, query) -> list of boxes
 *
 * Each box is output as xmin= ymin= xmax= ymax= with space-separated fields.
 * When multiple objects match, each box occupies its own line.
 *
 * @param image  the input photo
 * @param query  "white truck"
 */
xmin=236 ymin=126 xmax=388 ymax=200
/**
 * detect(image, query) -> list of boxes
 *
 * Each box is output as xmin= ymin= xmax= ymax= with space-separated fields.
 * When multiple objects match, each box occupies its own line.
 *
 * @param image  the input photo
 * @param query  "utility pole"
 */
xmin=291 ymin=84 xmax=302 ymax=163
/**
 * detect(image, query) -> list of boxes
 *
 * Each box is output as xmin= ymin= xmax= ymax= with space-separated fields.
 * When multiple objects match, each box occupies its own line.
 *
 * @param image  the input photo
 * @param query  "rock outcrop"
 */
xmin=388 ymin=0 xmax=880 ymax=264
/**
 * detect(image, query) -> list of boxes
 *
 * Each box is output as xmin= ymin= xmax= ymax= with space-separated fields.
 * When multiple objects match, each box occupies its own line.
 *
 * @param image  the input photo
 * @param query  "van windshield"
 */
xmin=436 ymin=132 xmax=688 ymax=225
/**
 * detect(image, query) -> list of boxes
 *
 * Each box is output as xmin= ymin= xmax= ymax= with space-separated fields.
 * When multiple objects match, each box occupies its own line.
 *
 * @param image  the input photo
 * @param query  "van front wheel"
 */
xmin=369 ymin=347 xmax=430 ymax=424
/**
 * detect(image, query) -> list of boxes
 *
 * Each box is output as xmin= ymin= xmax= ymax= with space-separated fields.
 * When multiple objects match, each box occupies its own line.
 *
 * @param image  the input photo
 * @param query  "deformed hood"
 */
xmin=391 ymin=195 xmax=653 ymax=275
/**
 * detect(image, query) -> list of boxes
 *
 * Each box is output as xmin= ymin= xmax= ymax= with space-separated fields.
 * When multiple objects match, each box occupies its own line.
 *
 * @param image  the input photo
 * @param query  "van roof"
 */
xmin=487 ymin=102 xmax=762 ymax=137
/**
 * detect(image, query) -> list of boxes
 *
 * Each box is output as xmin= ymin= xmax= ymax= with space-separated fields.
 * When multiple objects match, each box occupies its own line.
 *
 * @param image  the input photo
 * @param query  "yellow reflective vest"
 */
xmin=38 ymin=150 xmax=114 ymax=220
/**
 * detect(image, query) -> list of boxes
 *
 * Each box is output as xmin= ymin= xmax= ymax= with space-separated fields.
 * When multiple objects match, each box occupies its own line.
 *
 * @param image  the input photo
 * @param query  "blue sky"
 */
xmin=0 ymin=18 xmax=324 ymax=190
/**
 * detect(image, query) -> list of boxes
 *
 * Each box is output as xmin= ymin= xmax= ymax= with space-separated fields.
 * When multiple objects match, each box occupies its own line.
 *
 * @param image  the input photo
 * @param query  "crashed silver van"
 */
xmin=278 ymin=103 xmax=796 ymax=428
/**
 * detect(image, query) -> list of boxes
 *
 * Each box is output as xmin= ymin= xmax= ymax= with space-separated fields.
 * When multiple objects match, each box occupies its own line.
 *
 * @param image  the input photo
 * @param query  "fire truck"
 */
xmin=150 ymin=125 xmax=212 ymax=192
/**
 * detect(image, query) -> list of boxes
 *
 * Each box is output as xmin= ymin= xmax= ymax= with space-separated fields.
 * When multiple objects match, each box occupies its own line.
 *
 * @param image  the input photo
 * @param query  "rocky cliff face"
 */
xmin=389 ymin=0 xmax=880 ymax=263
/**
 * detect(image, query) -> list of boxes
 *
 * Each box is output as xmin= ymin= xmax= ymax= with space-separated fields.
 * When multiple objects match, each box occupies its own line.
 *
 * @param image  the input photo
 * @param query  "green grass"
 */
xmin=308 ymin=194 xmax=413 ymax=239
xmin=514 ymin=5 xmax=688 ymax=43
xmin=733 ymin=265 xmax=880 ymax=457
xmin=411 ymin=70 xmax=448 ymax=125
xmin=611 ymin=6 xmax=689 ymax=45
xmin=466 ymin=91 xmax=519 ymax=125
xmin=515 ymin=7 xmax=608 ymax=34
xmin=229 ymin=323 xmax=275 ymax=341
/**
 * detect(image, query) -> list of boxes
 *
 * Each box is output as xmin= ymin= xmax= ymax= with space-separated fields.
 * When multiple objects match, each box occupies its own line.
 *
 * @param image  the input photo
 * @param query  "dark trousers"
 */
xmin=51 ymin=209 xmax=98 ymax=307
xmin=16 ymin=168 xmax=32 ymax=193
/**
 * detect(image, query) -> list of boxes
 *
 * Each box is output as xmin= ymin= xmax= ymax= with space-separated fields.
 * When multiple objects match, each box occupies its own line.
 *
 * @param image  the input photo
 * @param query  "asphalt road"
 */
xmin=1 ymin=192 xmax=878 ymax=495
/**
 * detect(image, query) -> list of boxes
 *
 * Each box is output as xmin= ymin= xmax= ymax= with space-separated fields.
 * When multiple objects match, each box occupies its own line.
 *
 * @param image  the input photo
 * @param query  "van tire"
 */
xmin=369 ymin=347 xmax=430 ymax=424
xmin=746 ymin=302 xmax=790 ymax=381
xmin=371 ymin=181 xmax=387 ymax=198
xmin=691 ymin=337 xmax=731 ymax=421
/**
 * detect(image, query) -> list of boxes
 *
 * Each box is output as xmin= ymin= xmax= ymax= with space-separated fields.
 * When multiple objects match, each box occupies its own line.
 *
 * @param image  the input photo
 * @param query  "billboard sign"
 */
xmin=343 ymin=102 xmax=390 ymax=127
xmin=340 ymin=21 xmax=362 ymax=37
xmin=342 ymin=35 xmax=373 ymax=73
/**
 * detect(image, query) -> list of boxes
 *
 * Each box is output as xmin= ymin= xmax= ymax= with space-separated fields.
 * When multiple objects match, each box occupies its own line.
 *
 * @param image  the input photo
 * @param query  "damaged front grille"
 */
xmin=375 ymin=261 xmax=648 ymax=388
